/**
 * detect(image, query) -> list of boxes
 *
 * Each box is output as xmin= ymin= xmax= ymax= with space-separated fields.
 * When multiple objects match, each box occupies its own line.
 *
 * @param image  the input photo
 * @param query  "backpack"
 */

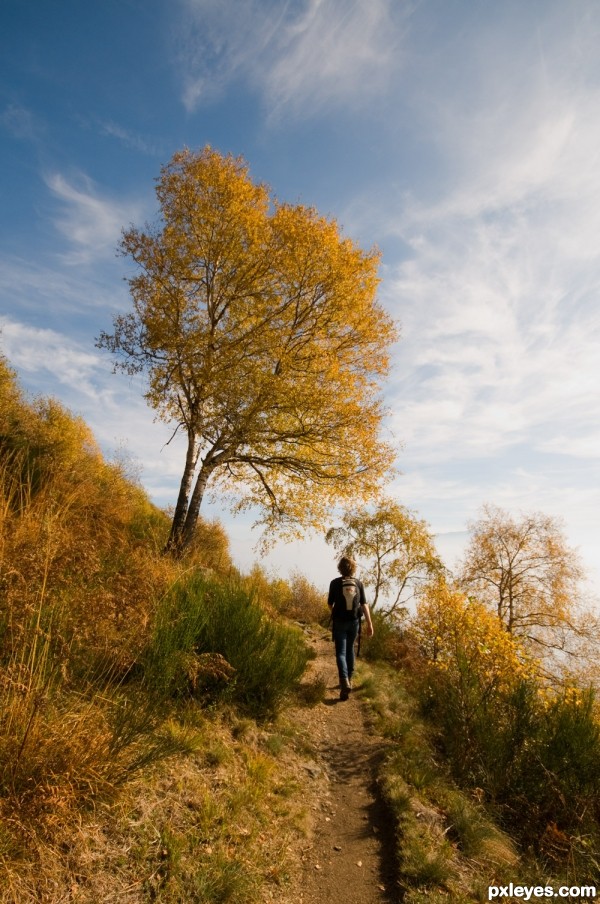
xmin=331 ymin=577 xmax=362 ymax=620
xmin=329 ymin=576 xmax=364 ymax=656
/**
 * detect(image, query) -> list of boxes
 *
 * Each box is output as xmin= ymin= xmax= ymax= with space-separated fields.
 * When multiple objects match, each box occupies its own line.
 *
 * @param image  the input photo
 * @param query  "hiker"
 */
xmin=328 ymin=556 xmax=374 ymax=700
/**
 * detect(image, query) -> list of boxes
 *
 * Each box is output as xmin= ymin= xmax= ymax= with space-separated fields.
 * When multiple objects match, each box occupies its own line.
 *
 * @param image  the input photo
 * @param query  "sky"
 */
xmin=1 ymin=0 xmax=599 ymax=598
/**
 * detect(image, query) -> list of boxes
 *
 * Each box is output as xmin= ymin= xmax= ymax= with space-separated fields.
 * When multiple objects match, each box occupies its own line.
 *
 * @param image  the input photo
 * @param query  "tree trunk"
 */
xmin=372 ymin=554 xmax=383 ymax=609
xmin=179 ymin=461 xmax=214 ymax=553
xmin=165 ymin=429 xmax=198 ymax=554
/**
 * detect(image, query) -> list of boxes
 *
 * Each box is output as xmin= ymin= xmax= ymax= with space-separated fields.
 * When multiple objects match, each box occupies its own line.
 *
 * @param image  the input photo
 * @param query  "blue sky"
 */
xmin=1 ymin=0 xmax=599 ymax=596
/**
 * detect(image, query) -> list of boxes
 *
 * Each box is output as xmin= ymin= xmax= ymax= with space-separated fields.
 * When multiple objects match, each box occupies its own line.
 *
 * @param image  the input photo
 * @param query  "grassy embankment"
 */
xmin=359 ymin=605 xmax=600 ymax=901
xmin=0 ymin=355 xmax=327 ymax=902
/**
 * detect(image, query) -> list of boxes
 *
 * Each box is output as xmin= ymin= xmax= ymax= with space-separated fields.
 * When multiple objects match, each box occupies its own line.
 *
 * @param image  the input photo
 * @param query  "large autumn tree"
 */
xmin=98 ymin=147 xmax=398 ymax=554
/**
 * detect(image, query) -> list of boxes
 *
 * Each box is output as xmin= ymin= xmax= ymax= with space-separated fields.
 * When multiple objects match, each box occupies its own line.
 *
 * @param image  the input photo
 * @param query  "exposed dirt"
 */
xmin=286 ymin=628 xmax=400 ymax=904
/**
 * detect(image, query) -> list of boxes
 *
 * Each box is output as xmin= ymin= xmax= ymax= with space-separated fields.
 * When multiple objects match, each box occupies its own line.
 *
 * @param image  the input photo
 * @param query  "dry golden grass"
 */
xmin=244 ymin=566 xmax=328 ymax=626
xmin=0 ymin=358 xmax=326 ymax=902
xmin=0 ymin=360 xmax=245 ymax=896
xmin=0 ymin=705 xmax=310 ymax=904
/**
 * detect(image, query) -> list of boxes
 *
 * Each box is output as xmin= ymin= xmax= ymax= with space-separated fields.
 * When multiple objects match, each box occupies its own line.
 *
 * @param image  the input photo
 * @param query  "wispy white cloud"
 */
xmin=176 ymin=0 xmax=408 ymax=119
xmin=0 ymin=317 xmax=106 ymax=399
xmin=539 ymin=432 xmax=600 ymax=460
xmin=384 ymin=216 xmax=600 ymax=468
xmin=44 ymin=171 xmax=145 ymax=264
xmin=363 ymin=11 xmax=600 ymax=476
xmin=331 ymin=5 xmax=600 ymax=589
xmin=0 ymin=253 xmax=129 ymax=314
xmin=262 ymin=0 xmax=404 ymax=120
xmin=0 ymin=317 xmax=185 ymax=500
xmin=98 ymin=120 xmax=164 ymax=156
xmin=1 ymin=103 xmax=41 ymax=142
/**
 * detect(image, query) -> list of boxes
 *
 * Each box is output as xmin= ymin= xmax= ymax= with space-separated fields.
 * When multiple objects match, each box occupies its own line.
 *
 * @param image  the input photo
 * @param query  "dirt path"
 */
xmin=289 ymin=629 xmax=399 ymax=904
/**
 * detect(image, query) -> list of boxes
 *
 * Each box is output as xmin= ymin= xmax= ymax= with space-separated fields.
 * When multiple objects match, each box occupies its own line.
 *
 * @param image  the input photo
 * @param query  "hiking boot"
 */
xmin=340 ymin=679 xmax=350 ymax=701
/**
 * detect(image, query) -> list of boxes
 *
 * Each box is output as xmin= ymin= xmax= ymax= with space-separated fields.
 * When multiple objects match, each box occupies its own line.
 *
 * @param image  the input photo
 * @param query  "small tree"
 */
xmin=326 ymin=500 xmax=441 ymax=615
xmin=98 ymin=147 xmax=397 ymax=555
xmin=458 ymin=505 xmax=584 ymax=655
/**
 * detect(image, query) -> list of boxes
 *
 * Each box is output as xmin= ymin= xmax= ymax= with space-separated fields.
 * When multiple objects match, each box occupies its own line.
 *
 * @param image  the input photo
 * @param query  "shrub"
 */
xmin=362 ymin=609 xmax=409 ymax=664
xmin=410 ymin=578 xmax=600 ymax=876
xmin=144 ymin=575 xmax=311 ymax=718
xmin=281 ymin=570 xmax=328 ymax=624
xmin=239 ymin=566 xmax=328 ymax=626
xmin=411 ymin=580 xmax=536 ymax=781
xmin=180 ymin=516 xmax=234 ymax=576
xmin=241 ymin=565 xmax=294 ymax=615
xmin=505 ymin=687 xmax=600 ymax=840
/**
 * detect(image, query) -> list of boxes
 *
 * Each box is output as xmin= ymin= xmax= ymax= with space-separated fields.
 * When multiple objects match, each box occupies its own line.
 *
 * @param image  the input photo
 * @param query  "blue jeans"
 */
xmin=332 ymin=619 xmax=359 ymax=685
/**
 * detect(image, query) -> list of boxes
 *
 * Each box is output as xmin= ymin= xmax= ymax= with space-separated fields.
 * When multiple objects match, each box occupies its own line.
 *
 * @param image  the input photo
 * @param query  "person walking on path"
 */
xmin=328 ymin=557 xmax=374 ymax=700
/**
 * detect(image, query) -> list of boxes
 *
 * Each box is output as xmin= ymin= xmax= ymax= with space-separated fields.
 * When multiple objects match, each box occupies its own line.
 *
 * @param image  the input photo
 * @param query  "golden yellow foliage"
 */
xmin=413 ymin=578 xmax=537 ymax=696
xmin=98 ymin=146 xmax=398 ymax=554
xmin=0 ymin=359 xmax=174 ymax=664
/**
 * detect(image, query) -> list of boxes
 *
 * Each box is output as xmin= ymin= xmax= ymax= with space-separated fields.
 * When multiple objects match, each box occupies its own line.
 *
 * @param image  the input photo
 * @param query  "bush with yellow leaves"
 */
xmin=409 ymin=577 xmax=600 ymax=876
